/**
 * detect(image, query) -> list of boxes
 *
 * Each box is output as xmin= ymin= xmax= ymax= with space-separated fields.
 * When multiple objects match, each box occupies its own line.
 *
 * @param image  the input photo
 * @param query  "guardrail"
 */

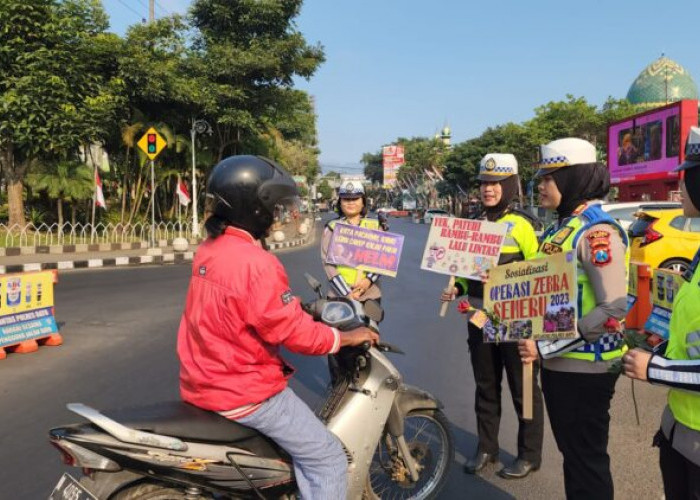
xmin=0 ymin=222 xmax=204 ymax=248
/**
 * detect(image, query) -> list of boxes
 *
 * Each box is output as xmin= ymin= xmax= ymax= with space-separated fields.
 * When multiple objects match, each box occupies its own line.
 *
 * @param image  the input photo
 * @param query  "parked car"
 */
xmin=601 ymin=201 xmax=681 ymax=231
xmin=628 ymin=209 xmax=700 ymax=274
xmin=423 ymin=208 xmax=452 ymax=224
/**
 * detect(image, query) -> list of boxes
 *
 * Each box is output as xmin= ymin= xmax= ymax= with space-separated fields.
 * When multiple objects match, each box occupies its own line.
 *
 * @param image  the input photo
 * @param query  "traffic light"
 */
xmin=147 ymin=134 xmax=157 ymax=154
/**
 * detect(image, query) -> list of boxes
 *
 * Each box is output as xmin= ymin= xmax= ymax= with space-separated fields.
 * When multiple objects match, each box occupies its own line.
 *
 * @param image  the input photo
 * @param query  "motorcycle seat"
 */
xmin=103 ymin=401 xmax=263 ymax=444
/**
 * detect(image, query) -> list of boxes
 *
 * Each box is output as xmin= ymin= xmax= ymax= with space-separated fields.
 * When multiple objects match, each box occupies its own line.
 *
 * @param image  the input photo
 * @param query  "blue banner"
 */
xmin=0 ymin=307 xmax=59 ymax=348
xmin=644 ymin=305 xmax=672 ymax=339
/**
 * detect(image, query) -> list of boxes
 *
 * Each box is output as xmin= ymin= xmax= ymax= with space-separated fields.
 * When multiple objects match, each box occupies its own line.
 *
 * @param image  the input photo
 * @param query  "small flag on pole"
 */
xmin=95 ymin=169 xmax=106 ymax=208
xmin=176 ymin=179 xmax=191 ymax=206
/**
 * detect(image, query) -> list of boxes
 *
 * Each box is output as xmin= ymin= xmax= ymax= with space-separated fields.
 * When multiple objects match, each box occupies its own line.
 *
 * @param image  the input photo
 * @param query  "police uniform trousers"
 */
xmin=658 ymin=429 xmax=700 ymax=500
xmin=541 ymin=368 xmax=618 ymax=500
xmin=467 ymin=323 xmax=543 ymax=464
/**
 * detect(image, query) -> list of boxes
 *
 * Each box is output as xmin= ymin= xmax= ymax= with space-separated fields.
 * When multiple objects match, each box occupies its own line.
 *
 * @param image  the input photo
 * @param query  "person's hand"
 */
xmin=441 ymin=286 xmax=459 ymax=302
xmin=622 ymin=348 xmax=652 ymax=381
xmin=340 ymin=326 xmax=379 ymax=347
xmin=351 ymin=278 xmax=372 ymax=298
xmin=518 ymin=339 xmax=538 ymax=364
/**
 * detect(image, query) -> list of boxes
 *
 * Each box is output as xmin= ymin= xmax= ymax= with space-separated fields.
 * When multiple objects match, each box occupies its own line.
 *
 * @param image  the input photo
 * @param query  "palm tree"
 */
xmin=28 ymin=161 xmax=94 ymax=226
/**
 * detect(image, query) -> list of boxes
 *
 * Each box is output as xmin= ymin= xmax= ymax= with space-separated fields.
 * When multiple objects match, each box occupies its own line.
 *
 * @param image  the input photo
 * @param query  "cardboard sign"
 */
xmin=420 ymin=217 xmax=508 ymax=279
xmin=644 ymin=268 xmax=684 ymax=339
xmin=0 ymin=271 xmax=58 ymax=348
xmin=483 ymin=251 xmax=578 ymax=342
xmin=326 ymin=223 xmax=404 ymax=277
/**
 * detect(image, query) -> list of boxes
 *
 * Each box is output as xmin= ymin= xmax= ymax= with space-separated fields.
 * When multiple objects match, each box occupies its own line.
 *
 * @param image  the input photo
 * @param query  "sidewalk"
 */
xmin=0 ymin=217 xmax=318 ymax=275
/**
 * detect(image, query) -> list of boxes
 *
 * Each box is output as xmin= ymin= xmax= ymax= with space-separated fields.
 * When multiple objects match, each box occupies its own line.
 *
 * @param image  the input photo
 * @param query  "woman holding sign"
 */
xmin=441 ymin=153 xmax=544 ymax=479
xmin=623 ymin=126 xmax=700 ymax=500
xmin=321 ymin=180 xmax=384 ymax=303
xmin=518 ymin=138 xmax=629 ymax=500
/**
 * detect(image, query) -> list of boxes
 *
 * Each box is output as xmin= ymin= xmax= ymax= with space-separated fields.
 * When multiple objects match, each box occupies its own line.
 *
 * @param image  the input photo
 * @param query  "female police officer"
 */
xmin=321 ymin=180 xmax=383 ymax=302
xmin=518 ymin=138 xmax=629 ymax=500
xmin=623 ymin=126 xmax=700 ymax=500
xmin=442 ymin=153 xmax=544 ymax=479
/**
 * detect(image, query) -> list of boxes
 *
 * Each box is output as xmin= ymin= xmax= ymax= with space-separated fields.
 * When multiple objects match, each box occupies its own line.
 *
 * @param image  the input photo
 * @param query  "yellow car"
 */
xmin=629 ymin=209 xmax=700 ymax=274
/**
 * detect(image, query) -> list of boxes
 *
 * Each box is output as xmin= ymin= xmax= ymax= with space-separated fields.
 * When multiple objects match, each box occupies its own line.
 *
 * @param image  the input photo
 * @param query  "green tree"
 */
xmin=361 ymin=151 xmax=383 ymax=184
xmin=28 ymin=161 xmax=94 ymax=226
xmin=189 ymin=0 xmax=325 ymax=161
xmin=317 ymin=179 xmax=333 ymax=201
xmin=0 ymin=0 xmax=124 ymax=227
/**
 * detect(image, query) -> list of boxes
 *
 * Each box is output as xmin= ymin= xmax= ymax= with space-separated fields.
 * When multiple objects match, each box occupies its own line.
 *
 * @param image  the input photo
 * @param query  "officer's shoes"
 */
xmin=463 ymin=452 xmax=497 ymax=474
xmin=497 ymin=458 xmax=540 ymax=479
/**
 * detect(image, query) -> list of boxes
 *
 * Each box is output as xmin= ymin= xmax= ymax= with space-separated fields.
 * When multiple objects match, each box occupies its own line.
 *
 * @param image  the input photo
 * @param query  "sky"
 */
xmin=102 ymin=0 xmax=700 ymax=173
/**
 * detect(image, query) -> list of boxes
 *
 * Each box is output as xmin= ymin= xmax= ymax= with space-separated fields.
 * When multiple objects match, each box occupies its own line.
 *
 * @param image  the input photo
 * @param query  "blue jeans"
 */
xmin=237 ymin=387 xmax=347 ymax=499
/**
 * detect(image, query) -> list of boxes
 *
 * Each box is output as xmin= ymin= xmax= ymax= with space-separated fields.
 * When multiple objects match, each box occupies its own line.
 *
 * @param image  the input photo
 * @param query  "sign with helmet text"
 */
xmin=326 ymin=224 xmax=404 ymax=277
xmin=137 ymin=127 xmax=167 ymax=160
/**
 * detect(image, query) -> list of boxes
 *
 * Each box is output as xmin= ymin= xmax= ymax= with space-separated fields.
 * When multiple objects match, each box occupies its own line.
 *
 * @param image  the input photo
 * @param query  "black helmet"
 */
xmin=206 ymin=155 xmax=299 ymax=239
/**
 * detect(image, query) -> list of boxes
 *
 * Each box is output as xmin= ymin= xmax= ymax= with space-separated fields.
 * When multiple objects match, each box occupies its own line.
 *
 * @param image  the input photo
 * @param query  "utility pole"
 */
xmin=149 ymin=0 xmax=155 ymax=22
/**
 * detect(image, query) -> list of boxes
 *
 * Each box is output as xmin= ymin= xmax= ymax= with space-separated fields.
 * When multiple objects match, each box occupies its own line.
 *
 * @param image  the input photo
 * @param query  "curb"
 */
xmin=0 ymin=239 xmax=200 ymax=257
xmin=0 ymin=252 xmax=195 ymax=274
xmin=0 ymin=224 xmax=317 ymax=275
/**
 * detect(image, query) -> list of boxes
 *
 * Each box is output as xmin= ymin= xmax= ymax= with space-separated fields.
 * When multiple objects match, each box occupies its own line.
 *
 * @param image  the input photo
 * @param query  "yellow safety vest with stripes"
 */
xmin=536 ymin=203 xmax=629 ymax=362
xmin=327 ymin=218 xmax=380 ymax=286
xmin=667 ymin=249 xmax=700 ymax=430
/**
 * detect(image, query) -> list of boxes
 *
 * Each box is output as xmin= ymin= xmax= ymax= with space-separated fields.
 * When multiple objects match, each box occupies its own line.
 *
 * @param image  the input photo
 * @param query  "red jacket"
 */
xmin=177 ymin=226 xmax=340 ymax=412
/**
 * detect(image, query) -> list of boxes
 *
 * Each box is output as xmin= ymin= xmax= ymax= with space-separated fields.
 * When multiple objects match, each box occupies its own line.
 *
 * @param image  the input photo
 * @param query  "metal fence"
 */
xmin=0 ymin=222 xmax=203 ymax=248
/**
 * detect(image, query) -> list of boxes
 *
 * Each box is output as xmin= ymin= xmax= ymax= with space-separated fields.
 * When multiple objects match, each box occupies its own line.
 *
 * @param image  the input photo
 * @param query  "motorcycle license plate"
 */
xmin=49 ymin=473 xmax=97 ymax=500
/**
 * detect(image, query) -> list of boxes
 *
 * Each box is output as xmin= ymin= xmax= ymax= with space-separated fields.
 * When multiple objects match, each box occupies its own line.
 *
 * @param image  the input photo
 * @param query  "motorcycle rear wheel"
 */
xmin=364 ymin=409 xmax=454 ymax=499
xmin=110 ymin=481 xmax=211 ymax=499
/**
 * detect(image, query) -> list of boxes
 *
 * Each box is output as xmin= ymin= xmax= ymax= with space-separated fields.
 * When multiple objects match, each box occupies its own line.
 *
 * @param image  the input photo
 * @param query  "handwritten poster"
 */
xmin=326 ymin=223 xmax=404 ymax=277
xmin=420 ymin=217 xmax=508 ymax=279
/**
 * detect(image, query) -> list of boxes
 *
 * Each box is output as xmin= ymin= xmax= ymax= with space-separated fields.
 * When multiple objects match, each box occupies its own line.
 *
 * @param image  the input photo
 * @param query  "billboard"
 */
xmin=608 ymin=100 xmax=698 ymax=184
xmin=382 ymin=145 xmax=404 ymax=188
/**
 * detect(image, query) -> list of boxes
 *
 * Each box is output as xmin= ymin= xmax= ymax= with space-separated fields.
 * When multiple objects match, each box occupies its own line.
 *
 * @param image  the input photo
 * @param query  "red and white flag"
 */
xmin=176 ymin=179 xmax=191 ymax=206
xmin=95 ymin=169 xmax=106 ymax=208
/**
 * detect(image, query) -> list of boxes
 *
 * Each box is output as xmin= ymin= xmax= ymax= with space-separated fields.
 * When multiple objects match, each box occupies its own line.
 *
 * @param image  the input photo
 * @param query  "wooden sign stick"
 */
xmin=439 ymin=276 xmax=456 ymax=317
xmin=522 ymin=362 xmax=533 ymax=420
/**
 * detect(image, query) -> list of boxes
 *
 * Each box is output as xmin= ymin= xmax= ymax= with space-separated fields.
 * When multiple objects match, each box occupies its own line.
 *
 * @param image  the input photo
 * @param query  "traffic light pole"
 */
xmin=150 ymin=159 xmax=155 ymax=248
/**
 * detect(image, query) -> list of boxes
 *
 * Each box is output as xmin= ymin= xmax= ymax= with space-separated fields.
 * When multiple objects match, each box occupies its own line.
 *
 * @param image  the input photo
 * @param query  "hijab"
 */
xmin=550 ymin=163 xmax=610 ymax=219
xmin=484 ymin=175 xmax=521 ymax=222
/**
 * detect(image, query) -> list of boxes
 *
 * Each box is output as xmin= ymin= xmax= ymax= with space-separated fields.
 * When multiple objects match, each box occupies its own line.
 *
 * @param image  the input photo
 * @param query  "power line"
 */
xmin=112 ymin=0 xmax=146 ymax=23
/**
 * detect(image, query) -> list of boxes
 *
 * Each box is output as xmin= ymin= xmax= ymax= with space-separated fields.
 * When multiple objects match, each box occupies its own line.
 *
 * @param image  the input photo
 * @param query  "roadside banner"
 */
xmin=325 ymin=223 xmax=404 ymax=277
xmin=644 ymin=268 xmax=684 ymax=339
xmin=420 ymin=216 xmax=508 ymax=279
xmin=0 ymin=271 xmax=60 ymax=352
xmin=382 ymin=145 xmax=404 ymax=188
xmin=482 ymin=251 xmax=578 ymax=342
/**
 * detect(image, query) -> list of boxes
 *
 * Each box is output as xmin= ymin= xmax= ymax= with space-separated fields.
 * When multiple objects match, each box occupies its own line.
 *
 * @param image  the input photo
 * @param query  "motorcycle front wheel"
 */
xmin=364 ymin=409 xmax=454 ymax=500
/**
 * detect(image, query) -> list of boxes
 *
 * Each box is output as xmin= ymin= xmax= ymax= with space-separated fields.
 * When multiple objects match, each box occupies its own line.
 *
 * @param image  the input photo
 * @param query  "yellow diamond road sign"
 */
xmin=137 ymin=127 xmax=167 ymax=160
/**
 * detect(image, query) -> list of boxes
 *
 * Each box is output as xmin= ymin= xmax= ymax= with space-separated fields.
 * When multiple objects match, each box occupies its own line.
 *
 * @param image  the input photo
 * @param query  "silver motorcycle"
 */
xmin=49 ymin=274 xmax=454 ymax=499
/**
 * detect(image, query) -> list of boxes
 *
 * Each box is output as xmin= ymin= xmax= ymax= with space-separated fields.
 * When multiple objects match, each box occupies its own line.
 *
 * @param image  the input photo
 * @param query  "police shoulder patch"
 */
xmin=551 ymin=226 xmax=574 ymax=245
xmin=281 ymin=290 xmax=293 ymax=305
xmin=587 ymin=230 xmax=612 ymax=266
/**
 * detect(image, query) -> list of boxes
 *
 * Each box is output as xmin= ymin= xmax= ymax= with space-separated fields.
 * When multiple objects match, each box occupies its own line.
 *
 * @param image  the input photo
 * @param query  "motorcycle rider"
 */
xmin=441 ymin=153 xmax=544 ymax=479
xmin=177 ymin=155 xmax=378 ymax=499
xmin=622 ymin=126 xmax=700 ymax=500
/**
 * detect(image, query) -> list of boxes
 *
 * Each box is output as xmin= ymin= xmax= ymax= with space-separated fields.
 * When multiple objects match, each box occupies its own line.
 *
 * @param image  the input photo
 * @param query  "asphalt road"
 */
xmin=0 ymin=216 xmax=667 ymax=499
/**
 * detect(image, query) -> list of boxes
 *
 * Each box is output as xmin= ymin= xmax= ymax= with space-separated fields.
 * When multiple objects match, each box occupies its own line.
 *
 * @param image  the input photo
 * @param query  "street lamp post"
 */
xmin=190 ymin=118 xmax=211 ymax=237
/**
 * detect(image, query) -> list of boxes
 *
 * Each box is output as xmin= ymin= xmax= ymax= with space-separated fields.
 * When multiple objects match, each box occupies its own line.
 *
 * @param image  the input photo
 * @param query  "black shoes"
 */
xmin=497 ymin=458 xmax=540 ymax=479
xmin=463 ymin=452 xmax=497 ymax=474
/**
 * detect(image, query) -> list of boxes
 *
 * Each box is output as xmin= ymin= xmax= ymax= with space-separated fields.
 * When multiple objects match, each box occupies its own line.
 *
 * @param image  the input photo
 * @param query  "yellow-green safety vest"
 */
xmin=327 ymin=218 xmax=380 ymax=286
xmin=536 ymin=203 xmax=630 ymax=362
xmin=667 ymin=248 xmax=700 ymax=430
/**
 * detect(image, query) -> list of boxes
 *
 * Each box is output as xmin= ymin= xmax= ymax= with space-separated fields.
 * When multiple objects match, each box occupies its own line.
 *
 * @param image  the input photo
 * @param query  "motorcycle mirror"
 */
xmin=304 ymin=273 xmax=323 ymax=298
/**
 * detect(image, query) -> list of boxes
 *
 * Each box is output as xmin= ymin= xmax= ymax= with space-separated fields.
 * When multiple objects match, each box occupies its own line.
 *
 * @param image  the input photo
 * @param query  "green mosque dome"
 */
xmin=627 ymin=56 xmax=698 ymax=108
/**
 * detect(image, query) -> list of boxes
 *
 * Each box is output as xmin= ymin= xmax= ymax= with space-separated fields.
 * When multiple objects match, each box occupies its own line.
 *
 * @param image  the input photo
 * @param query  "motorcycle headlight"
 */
xmin=321 ymin=302 xmax=355 ymax=325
